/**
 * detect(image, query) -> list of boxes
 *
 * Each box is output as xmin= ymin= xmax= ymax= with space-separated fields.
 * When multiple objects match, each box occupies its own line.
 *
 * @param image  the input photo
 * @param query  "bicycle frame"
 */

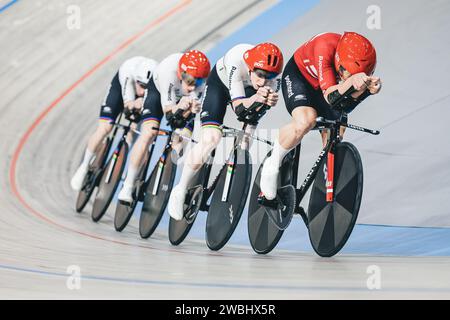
xmin=149 ymin=133 xmax=172 ymax=196
xmin=103 ymin=118 xmax=134 ymax=184
xmin=290 ymin=124 xmax=340 ymax=214
xmin=144 ymin=126 xmax=198 ymax=197
xmin=200 ymin=121 xmax=272 ymax=210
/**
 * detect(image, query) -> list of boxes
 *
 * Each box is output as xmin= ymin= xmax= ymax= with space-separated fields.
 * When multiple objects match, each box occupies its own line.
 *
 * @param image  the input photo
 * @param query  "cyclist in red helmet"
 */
xmin=260 ymin=32 xmax=382 ymax=200
xmin=168 ymin=43 xmax=284 ymax=220
xmin=118 ymin=50 xmax=211 ymax=203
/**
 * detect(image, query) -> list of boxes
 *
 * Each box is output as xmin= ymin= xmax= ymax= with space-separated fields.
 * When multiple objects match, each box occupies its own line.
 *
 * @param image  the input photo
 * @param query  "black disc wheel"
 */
xmin=206 ymin=148 xmax=251 ymax=251
xmin=75 ymin=139 xmax=110 ymax=213
xmin=139 ymin=149 xmax=177 ymax=239
xmin=91 ymin=142 xmax=128 ymax=222
xmin=307 ymin=142 xmax=363 ymax=257
xmin=168 ymin=164 xmax=208 ymax=246
xmin=248 ymin=151 xmax=296 ymax=254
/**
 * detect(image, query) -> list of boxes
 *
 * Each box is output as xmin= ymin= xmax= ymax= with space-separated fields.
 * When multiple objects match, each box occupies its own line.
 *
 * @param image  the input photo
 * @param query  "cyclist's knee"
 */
xmin=201 ymin=128 xmax=221 ymax=149
xmin=97 ymin=121 xmax=113 ymax=137
xmin=292 ymin=108 xmax=316 ymax=139
xmin=140 ymin=122 xmax=159 ymax=144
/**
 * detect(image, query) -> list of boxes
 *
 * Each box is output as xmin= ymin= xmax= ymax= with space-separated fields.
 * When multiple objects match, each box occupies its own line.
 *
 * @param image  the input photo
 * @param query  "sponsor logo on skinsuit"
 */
xmin=294 ymin=94 xmax=306 ymax=102
xmin=102 ymin=106 xmax=112 ymax=114
xmin=200 ymin=111 xmax=209 ymax=119
xmin=228 ymin=66 xmax=237 ymax=89
xmin=285 ymin=75 xmax=294 ymax=98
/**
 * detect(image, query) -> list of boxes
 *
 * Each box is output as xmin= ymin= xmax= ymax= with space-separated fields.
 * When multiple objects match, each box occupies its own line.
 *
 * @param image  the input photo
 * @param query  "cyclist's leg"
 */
xmin=118 ymin=78 xmax=162 ymax=202
xmin=168 ymin=66 xmax=228 ymax=220
xmin=312 ymin=89 xmax=343 ymax=147
xmin=126 ymin=122 xmax=139 ymax=146
xmin=71 ymin=73 xmax=123 ymax=191
xmin=260 ymin=57 xmax=318 ymax=199
xmin=171 ymin=119 xmax=194 ymax=157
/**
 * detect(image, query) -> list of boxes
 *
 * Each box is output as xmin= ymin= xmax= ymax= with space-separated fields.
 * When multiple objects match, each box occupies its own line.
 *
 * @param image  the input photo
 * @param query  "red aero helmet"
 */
xmin=244 ymin=43 xmax=284 ymax=74
xmin=178 ymin=50 xmax=211 ymax=79
xmin=335 ymin=32 xmax=377 ymax=75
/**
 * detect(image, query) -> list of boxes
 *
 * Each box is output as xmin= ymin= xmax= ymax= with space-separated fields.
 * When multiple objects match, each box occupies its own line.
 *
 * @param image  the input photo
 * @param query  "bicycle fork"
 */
xmin=325 ymin=148 xmax=335 ymax=202
xmin=221 ymin=151 xmax=235 ymax=202
xmin=152 ymin=152 xmax=167 ymax=196
xmin=105 ymin=148 xmax=120 ymax=184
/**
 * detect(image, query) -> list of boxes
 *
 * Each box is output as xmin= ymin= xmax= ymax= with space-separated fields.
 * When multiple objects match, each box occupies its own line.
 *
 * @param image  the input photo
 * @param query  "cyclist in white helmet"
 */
xmin=70 ymin=56 xmax=158 ymax=191
xmin=117 ymin=50 xmax=211 ymax=203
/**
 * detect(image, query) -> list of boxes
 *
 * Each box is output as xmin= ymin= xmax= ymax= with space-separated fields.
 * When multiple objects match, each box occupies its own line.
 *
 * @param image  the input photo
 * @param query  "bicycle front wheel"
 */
xmin=114 ymin=149 xmax=151 ymax=232
xmin=168 ymin=163 xmax=207 ymax=246
xmin=308 ymin=142 xmax=363 ymax=257
xmin=206 ymin=148 xmax=251 ymax=251
xmin=139 ymin=149 xmax=177 ymax=239
xmin=75 ymin=138 xmax=110 ymax=213
xmin=91 ymin=141 xmax=128 ymax=222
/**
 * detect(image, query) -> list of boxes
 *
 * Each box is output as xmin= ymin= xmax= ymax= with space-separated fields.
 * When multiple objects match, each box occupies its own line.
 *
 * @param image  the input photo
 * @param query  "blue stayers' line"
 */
xmin=0 ymin=0 xmax=19 ymax=14
xmin=2 ymin=263 xmax=450 ymax=293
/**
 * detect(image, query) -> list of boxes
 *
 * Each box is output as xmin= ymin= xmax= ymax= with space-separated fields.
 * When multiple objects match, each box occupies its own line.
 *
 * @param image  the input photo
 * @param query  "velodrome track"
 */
xmin=0 ymin=0 xmax=449 ymax=299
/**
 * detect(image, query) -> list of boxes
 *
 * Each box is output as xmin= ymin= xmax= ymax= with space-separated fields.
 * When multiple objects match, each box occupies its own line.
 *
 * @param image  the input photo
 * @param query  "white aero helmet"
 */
xmin=134 ymin=58 xmax=158 ymax=88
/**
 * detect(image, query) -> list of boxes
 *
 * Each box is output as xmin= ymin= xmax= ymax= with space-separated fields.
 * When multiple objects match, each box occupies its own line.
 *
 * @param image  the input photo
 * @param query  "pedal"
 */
xmin=257 ymin=193 xmax=279 ymax=210
xmin=118 ymin=199 xmax=132 ymax=206
xmin=264 ymin=185 xmax=296 ymax=230
xmin=184 ymin=185 xmax=203 ymax=224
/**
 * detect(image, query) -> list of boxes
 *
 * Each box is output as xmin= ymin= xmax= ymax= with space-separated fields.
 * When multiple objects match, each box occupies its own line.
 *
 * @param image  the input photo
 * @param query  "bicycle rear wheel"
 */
xmin=308 ymin=142 xmax=363 ymax=257
xmin=139 ymin=149 xmax=177 ymax=239
xmin=168 ymin=163 xmax=208 ymax=246
xmin=248 ymin=151 xmax=295 ymax=254
xmin=75 ymin=138 xmax=110 ymax=213
xmin=206 ymin=148 xmax=251 ymax=251
xmin=91 ymin=141 xmax=128 ymax=222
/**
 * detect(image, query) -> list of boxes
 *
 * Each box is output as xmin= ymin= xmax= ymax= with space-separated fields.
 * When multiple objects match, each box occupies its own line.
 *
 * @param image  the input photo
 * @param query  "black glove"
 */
xmin=124 ymin=108 xmax=141 ymax=122
xmin=166 ymin=110 xmax=187 ymax=129
xmin=234 ymin=102 xmax=269 ymax=125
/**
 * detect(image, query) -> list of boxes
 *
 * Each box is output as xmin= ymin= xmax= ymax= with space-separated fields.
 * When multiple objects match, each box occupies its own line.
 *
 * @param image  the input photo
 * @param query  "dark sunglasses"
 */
xmin=181 ymin=72 xmax=206 ymax=87
xmin=253 ymin=68 xmax=279 ymax=80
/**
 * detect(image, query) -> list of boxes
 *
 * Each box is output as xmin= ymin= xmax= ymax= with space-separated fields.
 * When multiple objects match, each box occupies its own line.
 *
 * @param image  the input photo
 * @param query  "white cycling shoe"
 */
xmin=70 ymin=165 xmax=88 ymax=191
xmin=118 ymin=184 xmax=134 ymax=203
xmin=168 ymin=185 xmax=186 ymax=221
xmin=260 ymin=158 xmax=280 ymax=201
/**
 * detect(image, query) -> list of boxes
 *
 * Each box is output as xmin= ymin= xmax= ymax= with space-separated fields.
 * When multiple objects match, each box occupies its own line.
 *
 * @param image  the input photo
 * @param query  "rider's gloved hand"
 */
xmin=190 ymin=97 xmax=201 ymax=114
xmin=254 ymin=87 xmax=270 ymax=105
xmin=124 ymin=102 xmax=141 ymax=122
xmin=367 ymin=77 xmax=382 ymax=94
xmin=266 ymin=89 xmax=279 ymax=107
xmin=166 ymin=109 xmax=188 ymax=129
xmin=257 ymin=87 xmax=270 ymax=101
xmin=350 ymin=73 xmax=371 ymax=91
xmin=173 ymin=96 xmax=191 ymax=113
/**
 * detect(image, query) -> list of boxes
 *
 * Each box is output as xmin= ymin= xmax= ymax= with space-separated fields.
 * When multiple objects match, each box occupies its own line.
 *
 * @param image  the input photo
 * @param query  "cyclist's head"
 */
xmin=244 ymin=43 xmax=284 ymax=84
xmin=178 ymin=50 xmax=211 ymax=91
xmin=335 ymin=32 xmax=377 ymax=79
xmin=134 ymin=58 xmax=158 ymax=96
